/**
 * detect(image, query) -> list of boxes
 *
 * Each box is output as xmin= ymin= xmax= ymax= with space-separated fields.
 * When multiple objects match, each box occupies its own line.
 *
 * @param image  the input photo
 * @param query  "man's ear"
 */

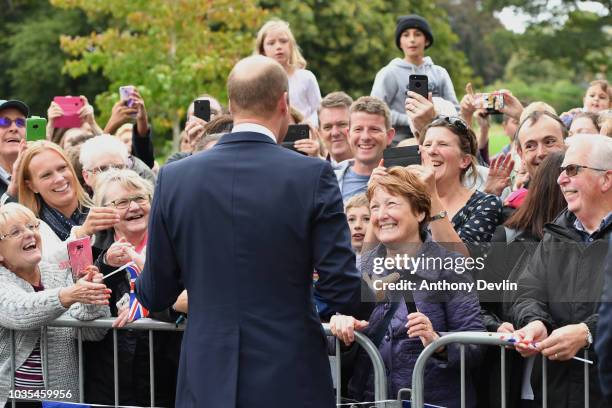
xmin=386 ymin=128 xmax=396 ymax=147
xmin=601 ymin=170 xmax=612 ymax=193
xmin=279 ymin=91 xmax=289 ymax=114
xmin=25 ymin=179 xmax=38 ymax=194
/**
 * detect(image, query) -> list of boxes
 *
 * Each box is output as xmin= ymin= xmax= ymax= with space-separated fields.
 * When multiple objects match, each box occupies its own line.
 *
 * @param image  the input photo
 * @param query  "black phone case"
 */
xmin=408 ymin=74 xmax=429 ymax=99
xmin=194 ymin=100 xmax=211 ymax=121
xmin=383 ymin=146 xmax=421 ymax=167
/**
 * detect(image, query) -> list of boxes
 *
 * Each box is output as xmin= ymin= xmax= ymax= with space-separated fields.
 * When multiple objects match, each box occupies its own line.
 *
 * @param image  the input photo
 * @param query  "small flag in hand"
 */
xmin=127 ymin=263 xmax=149 ymax=321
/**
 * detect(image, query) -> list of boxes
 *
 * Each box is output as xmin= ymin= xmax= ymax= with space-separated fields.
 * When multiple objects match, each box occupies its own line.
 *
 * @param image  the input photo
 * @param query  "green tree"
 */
xmin=438 ymin=0 xmax=517 ymax=85
xmin=0 ymin=0 xmax=107 ymax=116
xmin=52 ymin=0 xmax=268 ymax=152
xmin=259 ymin=0 xmax=474 ymax=99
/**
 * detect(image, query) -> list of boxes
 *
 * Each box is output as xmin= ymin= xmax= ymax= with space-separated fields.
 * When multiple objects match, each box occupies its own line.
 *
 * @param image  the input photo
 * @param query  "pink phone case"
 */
xmin=53 ymin=96 xmax=84 ymax=128
xmin=67 ymin=236 xmax=93 ymax=281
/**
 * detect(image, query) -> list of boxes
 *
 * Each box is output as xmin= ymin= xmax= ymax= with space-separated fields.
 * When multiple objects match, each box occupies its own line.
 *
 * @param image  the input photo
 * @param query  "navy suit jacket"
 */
xmin=596 ymin=239 xmax=612 ymax=401
xmin=136 ymin=131 xmax=362 ymax=407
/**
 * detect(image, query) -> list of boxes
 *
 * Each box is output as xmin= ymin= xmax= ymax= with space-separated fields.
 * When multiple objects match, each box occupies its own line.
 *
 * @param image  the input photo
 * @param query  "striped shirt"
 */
xmin=14 ymin=282 xmax=45 ymax=390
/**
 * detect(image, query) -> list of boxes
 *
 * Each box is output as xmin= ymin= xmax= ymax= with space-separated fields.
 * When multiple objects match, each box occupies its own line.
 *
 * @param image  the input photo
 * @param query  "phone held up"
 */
xmin=53 ymin=96 xmax=84 ymax=129
xmin=67 ymin=236 xmax=93 ymax=282
xmin=26 ymin=116 xmax=47 ymax=141
xmin=407 ymin=74 xmax=429 ymax=99
xmin=282 ymin=124 xmax=309 ymax=155
xmin=194 ymin=99 xmax=211 ymax=122
xmin=474 ymin=91 xmax=506 ymax=115
xmin=383 ymin=145 xmax=421 ymax=167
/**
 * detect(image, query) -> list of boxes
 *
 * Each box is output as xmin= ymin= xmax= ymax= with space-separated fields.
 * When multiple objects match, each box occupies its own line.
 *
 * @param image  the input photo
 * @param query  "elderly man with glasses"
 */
xmin=79 ymin=134 xmax=156 ymax=195
xmin=0 ymin=100 xmax=29 ymax=197
xmin=512 ymin=134 xmax=612 ymax=408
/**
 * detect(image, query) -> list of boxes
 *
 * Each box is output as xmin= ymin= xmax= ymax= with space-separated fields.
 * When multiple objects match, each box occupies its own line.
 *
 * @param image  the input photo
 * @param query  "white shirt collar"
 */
xmin=232 ymin=123 xmax=277 ymax=143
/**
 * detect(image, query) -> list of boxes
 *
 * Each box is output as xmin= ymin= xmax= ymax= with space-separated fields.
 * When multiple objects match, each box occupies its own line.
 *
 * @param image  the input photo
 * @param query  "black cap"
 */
xmin=0 ymin=99 xmax=30 ymax=117
xmin=395 ymin=15 xmax=434 ymax=51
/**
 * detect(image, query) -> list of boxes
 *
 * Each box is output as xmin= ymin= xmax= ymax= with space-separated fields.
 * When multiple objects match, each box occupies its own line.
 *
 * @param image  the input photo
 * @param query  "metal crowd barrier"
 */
xmin=7 ymin=317 xmax=389 ymax=408
xmin=409 ymin=331 xmax=593 ymax=408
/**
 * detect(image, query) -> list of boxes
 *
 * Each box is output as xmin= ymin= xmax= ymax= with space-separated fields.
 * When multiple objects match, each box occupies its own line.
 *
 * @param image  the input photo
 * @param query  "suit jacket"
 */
xmin=136 ymin=131 xmax=362 ymax=408
xmin=596 ymin=240 xmax=612 ymax=401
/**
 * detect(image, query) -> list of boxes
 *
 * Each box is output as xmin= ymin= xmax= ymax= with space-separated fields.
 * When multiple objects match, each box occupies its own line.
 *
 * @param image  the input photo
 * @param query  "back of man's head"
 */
xmin=349 ymin=96 xmax=392 ymax=130
xmin=227 ymin=56 xmax=288 ymax=118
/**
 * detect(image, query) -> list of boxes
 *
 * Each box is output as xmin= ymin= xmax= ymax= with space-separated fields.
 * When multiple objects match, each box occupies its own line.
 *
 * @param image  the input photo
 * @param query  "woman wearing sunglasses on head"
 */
xmin=373 ymin=116 xmax=503 ymax=256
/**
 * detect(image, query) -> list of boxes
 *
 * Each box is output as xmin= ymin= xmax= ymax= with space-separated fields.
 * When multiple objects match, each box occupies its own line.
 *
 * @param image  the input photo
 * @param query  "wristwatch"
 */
xmin=430 ymin=210 xmax=448 ymax=222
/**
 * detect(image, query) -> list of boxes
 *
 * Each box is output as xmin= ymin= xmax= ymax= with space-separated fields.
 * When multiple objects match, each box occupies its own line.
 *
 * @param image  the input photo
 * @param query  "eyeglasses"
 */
xmin=560 ymin=164 xmax=609 ymax=177
xmin=0 ymin=117 xmax=26 ymax=128
xmin=430 ymin=116 xmax=469 ymax=133
xmin=86 ymin=163 xmax=126 ymax=175
xmin=105 ymin=194 xmax=150 ymax=209
xmin=0 ymin=221 xmax=40 ymax=241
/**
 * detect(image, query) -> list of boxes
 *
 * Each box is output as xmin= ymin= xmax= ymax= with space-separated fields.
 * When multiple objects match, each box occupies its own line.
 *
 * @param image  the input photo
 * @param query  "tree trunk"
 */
xmin=172 ymin=116 xmax=181 ymax=152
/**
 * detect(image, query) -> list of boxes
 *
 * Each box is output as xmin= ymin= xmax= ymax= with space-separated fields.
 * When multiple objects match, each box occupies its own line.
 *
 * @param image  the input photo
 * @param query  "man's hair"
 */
xmin=515 ymin=110 xmax=568 ymax=148
xmin=79 ymin=134 xmax=129 ymax=170
xmin=344 ymin=193 xmax=369 ymax=214
xmin=318 ymin=92 xmax=353 ymax=117
xmin=565 ymin=134 xmax=612 ymax=170
xmin=349 ymin=96 xmax=391 ymax=130
xmin=227 ymin=56 xmax=288 ymax=117
xmin=366 ymin=167 xmax=431 ymax=230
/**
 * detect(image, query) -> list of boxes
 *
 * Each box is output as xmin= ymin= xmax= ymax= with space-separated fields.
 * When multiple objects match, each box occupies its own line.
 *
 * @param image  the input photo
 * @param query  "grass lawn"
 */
xmin=483 ymin=123 xmax=511 ymax=157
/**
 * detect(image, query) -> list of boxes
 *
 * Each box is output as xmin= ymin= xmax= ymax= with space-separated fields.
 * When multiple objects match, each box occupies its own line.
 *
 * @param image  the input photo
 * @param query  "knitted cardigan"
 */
xmin=0 ymin=261 xmax=109 ymax=405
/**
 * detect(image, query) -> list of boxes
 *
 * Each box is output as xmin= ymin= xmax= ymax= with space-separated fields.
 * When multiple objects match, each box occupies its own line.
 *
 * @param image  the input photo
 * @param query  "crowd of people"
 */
xmin=0 ymin=13 xmax=611 ymax=408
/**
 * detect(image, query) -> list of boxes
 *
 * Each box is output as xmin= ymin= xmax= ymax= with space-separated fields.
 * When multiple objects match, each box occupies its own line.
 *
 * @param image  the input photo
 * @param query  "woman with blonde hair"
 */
xmin=255 ymin=19 xmax=321 ymax=124
xmin=16 ymin=141 xmax=119 ymax=242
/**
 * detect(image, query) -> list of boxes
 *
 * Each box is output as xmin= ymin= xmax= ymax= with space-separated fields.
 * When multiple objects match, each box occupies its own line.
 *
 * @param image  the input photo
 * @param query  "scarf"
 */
xmin=39 ymin=201 xmax=89 ymax=241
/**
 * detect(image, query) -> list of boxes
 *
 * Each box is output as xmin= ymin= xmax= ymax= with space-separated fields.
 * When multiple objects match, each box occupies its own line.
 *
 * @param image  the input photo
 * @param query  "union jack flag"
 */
xmin=127 ymin=263 xmax=149 ymax=321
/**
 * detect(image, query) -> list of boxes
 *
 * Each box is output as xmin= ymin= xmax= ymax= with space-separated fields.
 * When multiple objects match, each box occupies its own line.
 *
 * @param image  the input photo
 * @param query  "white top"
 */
xmin=232 ymin=123 xmax=277 ymax=143
xmin=288 ymin=69 xmax=322 ymax=126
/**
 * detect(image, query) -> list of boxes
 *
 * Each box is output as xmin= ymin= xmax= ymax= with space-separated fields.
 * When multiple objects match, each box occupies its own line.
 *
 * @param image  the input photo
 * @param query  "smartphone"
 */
xmin=67 ymin=236 xmax=93 ymax=281
xmin=119 ymin=85 xmax=135 ymax=108
xmin=282 ymin=124 xmax=310 ymax=154
xmin=26 ymin=116 xmax=47 ymax=141
xmin=407 ymin=74 xmax=429 ymax=99
xmin=383 ymin=145 xmax=421 ymax=167
xmin=474 ymin=92 xmax=505 ymax=115
xmin=53 ymin=96 xmax=84 ymax=128
xmin=194 ymin=99 xmax=211 ymax=122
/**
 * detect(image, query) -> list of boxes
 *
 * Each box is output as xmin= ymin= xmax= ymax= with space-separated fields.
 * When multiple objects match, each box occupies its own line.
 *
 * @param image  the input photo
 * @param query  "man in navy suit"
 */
xmin=597 ymin=240 xmax=612 ymax=402
xmin=136 ymin=55 xmax=362 ymax=407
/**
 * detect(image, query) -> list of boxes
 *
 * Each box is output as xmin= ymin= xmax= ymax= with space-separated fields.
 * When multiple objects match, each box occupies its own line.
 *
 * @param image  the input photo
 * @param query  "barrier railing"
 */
xmin=7 ymin=317 xmax=389 ymax=408
xmin=409 ymin=331 xmax=593 ymax=408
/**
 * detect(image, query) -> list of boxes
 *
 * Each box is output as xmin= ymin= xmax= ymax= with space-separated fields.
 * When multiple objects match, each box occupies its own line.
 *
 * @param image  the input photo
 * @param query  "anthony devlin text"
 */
xmin=372 ymin=279 xmax=518 ymax=293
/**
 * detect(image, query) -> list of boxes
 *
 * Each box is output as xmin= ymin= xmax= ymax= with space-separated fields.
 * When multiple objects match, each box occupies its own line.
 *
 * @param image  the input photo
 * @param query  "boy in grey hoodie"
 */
xmin=371 ymin=15 xmax=459 ymax=143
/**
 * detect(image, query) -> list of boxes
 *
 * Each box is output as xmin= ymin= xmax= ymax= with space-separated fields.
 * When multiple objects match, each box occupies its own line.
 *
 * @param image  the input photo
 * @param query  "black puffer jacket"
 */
xmin=513 ymin=209 xmax=611 ymax=408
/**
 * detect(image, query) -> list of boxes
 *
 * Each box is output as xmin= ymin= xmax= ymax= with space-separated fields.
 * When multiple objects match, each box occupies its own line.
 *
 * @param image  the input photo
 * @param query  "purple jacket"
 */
xmin=350 ymin=241 xmax=484 ymax=407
